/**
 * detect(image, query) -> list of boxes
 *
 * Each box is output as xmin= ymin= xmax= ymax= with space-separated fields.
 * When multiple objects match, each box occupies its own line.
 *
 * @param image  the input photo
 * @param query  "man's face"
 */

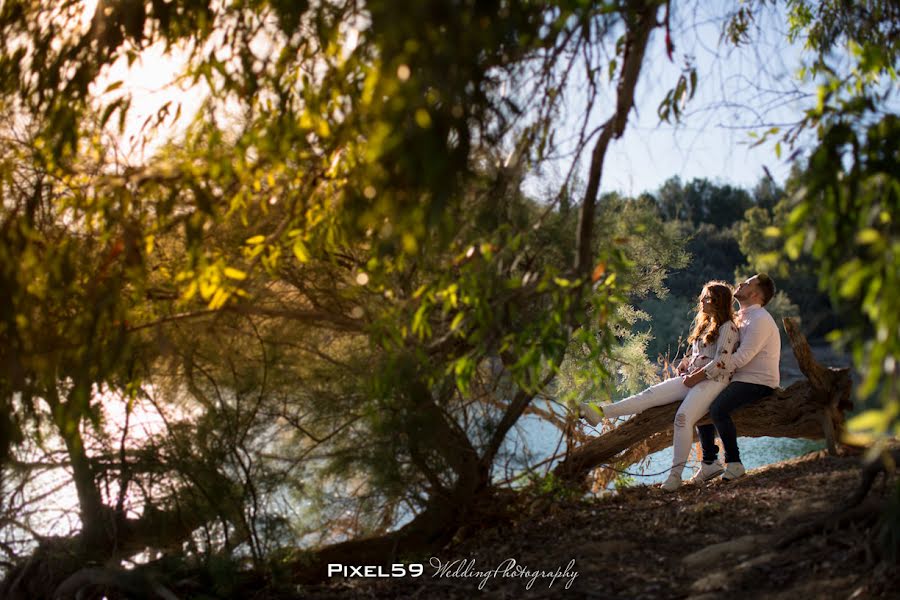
xmin=734 ymin=275 xmax=761 ymax=303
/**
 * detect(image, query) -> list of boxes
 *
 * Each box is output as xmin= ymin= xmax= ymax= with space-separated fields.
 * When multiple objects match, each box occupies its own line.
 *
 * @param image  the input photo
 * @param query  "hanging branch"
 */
xmin=574 ymin=1 xmax=660 ymax=277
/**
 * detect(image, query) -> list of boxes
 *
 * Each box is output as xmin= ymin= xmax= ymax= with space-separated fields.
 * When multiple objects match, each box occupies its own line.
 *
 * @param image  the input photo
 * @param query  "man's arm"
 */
xmin=723 ymin=314 xmax=773 ymax=372
xmin=684 ymin=316 xmax=774 ymax=388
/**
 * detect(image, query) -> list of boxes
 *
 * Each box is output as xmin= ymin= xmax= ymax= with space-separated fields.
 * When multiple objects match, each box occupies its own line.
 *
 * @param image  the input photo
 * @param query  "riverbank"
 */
xmin=298 ymin=446 xmax=898 ymax=598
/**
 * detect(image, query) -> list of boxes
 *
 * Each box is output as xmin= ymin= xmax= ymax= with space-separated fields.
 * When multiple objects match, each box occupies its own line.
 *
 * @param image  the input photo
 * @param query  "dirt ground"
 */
xmin=298 ymin=447 xmax=899 ymax=599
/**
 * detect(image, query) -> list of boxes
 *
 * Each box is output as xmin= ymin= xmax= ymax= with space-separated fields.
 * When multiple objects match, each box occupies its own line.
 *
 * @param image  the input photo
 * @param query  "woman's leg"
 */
xmin=601 ymin=377 xmax=690 ymax=418
xmin=670 ymin=380 xmax=729 ymax=478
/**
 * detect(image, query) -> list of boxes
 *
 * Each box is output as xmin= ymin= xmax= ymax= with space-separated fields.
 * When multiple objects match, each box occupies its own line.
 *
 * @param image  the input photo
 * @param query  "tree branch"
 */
xmin=575 ymin=1 xmax=661 ymax=276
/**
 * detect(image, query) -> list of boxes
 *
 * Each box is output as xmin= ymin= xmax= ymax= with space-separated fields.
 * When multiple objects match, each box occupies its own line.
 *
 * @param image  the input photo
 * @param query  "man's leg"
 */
xmin=709 ymin=382 xmax=775 ymax=464
xmin=696 ymin=424 xmax=719 ymax=463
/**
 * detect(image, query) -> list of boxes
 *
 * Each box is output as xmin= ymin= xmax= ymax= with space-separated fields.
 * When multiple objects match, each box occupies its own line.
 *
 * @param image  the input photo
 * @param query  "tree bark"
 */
xmin=554 ymin=318 xmax=854 ymax=484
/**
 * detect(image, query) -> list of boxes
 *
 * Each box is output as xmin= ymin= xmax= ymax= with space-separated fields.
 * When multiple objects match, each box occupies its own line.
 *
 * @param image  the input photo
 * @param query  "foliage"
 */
xmin=0 ymin=0 xmax=689 ymax=588
xmin=736 ymin=180 xmax=835 ymax=337
xmin=0 ymin=0 xmax=896 ymax=593
xmin=772 ymin=0 xmax=900 ymax=438
xmin=654 ymin=176 xmax=754 ymax=229
xmin=556 ymin=192 xmax=688 ymax=404
xmin=527 ymin=471 xmax=581 ymax=502
xmin=666 ymin=222 xmax=745 ymax=299
xmin=635 ymin=294 xmax=694 ymax=364
xmin=612 ymin=472 xmax=636 ymax=490
xmin=784 ymin=115 xmax=899 ymax=433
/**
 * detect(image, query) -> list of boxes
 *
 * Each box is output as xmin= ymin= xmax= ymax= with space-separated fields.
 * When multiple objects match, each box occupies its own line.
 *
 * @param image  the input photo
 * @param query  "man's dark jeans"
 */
xmin=698 ymin=381 xmax=775 ymax=464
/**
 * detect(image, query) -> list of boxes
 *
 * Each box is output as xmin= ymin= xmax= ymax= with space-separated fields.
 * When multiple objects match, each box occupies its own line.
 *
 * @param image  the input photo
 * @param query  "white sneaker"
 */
xmin=722 ymin=462 xmax=746 ymax=481
xmin=578 ymin=402 xmax=603 ymax=427
xmin=689 ymin=460 xmax=725 ymax=484
xmin=661 ymin=473 xmax=682 ymax=492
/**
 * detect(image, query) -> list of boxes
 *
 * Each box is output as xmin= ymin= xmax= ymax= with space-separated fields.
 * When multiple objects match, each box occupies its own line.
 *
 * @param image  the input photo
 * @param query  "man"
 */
xmin=681 ymin=273 xmax=780 ymax=482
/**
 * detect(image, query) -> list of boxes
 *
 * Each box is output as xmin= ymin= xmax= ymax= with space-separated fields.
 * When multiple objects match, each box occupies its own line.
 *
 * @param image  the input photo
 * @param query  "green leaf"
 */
xmin=450 ymin=312 xmax=464 ymax=332
xmin=838 ymin=265 xmax=869 ymax=298
xmin=412 ymin=302 xmax=431 ymax=339
xmin=784 ymin=231 xmax=805 ymax=260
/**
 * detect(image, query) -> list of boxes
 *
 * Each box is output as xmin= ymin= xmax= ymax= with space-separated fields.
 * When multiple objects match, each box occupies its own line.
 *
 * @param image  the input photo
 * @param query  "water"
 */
xmin=504 ymin=340 xmax=850 ymax=488
xmin=621 ymin=436 xmax=824 ymax=484
xmin=507 ymin=413 xmax=825 ymax=488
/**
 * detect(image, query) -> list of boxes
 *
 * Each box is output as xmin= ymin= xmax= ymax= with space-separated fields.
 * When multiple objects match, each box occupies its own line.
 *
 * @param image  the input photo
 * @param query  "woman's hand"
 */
xmin=682 ymin=370 xmax=706 ymax=388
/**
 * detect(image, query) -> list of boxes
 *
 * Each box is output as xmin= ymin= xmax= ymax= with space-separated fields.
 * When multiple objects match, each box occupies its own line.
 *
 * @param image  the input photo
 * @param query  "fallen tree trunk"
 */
xmin=554 ymin=317 xmax=854 ymax=485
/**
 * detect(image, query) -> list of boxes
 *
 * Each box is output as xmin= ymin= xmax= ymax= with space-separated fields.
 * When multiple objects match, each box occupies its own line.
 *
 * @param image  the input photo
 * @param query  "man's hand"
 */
xmin=682 ymin=370 xmax=706 ymax=388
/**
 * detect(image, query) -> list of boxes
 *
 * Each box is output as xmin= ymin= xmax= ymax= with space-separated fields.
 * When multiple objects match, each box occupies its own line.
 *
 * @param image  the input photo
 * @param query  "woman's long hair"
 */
xmin=687 ymin=281 xmax=735 ymax=346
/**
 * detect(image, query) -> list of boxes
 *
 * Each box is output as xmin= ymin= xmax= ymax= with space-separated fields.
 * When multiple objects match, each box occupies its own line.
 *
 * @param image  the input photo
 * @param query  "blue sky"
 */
xmin=533 ymin=2 xmax=817 ymax=198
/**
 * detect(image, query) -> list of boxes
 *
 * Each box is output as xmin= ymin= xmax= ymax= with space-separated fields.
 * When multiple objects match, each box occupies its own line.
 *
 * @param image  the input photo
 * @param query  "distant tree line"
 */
xmin=624 ymin=173 xmax=838 ymax=365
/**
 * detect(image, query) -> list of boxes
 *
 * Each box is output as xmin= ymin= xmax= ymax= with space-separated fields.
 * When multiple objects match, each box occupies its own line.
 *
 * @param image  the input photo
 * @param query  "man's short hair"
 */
xmin=757 ymin=273 xmax=776 ymax=306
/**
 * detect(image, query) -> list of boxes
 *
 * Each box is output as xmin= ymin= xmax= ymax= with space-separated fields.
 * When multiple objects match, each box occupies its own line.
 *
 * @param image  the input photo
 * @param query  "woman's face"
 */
xmin=700 ymin=291 xmax=715 ymax=314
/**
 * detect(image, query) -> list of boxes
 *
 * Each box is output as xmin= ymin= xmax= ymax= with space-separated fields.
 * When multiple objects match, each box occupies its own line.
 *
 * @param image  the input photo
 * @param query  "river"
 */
xmin=504 ymin=340 xmax=851 ymax=488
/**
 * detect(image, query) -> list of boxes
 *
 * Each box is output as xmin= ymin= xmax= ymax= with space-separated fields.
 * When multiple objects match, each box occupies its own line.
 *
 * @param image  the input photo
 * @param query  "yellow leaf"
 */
xmin=847 ymin=409 xmax=889 ymax=432
xmin=293 ymin=238 xmax=310 ymax=262
xmin=208 ymin=288 xmax=230 ymax=310
xmin=415 ymin=109 xmax=432 ymax=128
xmin=223 ymin=267 xmax=247 ymax=280
xmin=402 ymin=233 xmax=418 ymax=253
xmin=840 ymin=430 xmax=875 ymax=446
xmin=855 ymin=228 xmax=881 ymax=245
xmin=199 ymin=279 xmax=217 ymax=300
xmin=246 ymin=235 xmax=265 ymax=245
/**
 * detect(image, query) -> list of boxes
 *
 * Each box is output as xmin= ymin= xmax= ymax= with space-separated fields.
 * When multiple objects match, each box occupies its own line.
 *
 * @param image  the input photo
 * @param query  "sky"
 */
xmin=87 ymin=2 xmax=818 ymax=197
xmin=538 ymin=2 xmax=816 ymax=198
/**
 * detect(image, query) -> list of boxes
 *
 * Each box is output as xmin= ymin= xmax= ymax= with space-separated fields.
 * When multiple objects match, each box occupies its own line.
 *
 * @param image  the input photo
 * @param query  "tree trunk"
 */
xmin=554 ymin=318 xmax=854 ymax=485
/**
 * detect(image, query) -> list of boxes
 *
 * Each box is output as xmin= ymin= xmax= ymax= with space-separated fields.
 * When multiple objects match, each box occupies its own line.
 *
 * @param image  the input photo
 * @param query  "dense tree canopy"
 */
xmin=0 ymin=0 xmax=896 ymax=597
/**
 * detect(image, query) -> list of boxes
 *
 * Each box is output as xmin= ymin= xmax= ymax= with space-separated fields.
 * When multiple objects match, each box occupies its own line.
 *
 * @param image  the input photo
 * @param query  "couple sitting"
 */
xmin=580 ymin=274 xmax=781 ymax=492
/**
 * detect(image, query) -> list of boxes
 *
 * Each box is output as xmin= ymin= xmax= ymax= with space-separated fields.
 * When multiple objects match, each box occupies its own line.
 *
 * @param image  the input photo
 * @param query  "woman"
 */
xmin=579 ymin=281 xmax=740 ymax=491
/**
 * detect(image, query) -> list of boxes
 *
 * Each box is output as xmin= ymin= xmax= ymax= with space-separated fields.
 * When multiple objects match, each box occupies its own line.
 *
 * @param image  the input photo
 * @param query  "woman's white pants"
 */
xmin=603 ymin=376 xmax=729 ymax=478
